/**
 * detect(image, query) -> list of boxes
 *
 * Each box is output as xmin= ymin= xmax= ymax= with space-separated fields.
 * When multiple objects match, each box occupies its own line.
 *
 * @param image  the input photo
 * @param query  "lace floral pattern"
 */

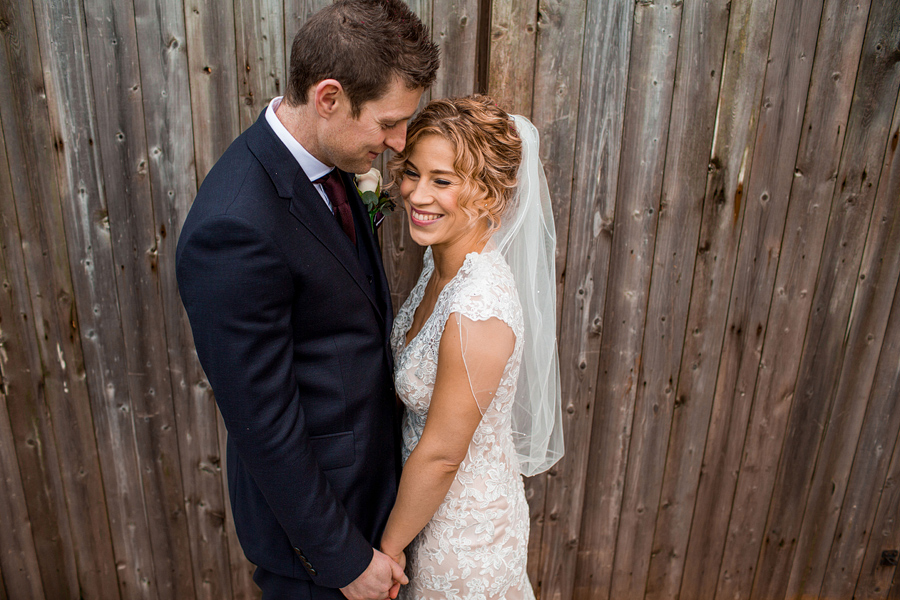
xmin=391 ymin=247 xmax=535 ymax=600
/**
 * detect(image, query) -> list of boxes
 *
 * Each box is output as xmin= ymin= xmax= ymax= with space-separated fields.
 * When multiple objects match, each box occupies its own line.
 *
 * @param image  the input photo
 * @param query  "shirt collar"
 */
xmin=266 ymin=96 xmax=333 ymax=182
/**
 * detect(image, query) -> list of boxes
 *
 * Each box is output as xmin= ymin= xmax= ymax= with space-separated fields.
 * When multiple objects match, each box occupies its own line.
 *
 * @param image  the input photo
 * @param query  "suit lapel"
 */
xmin=245 ymin=112 xmax=384 ymax=323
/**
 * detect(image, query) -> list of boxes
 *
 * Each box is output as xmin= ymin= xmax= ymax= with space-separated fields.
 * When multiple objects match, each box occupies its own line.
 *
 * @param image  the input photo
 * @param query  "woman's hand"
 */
xmin=380 ymin=545 xmax=406 ymax=599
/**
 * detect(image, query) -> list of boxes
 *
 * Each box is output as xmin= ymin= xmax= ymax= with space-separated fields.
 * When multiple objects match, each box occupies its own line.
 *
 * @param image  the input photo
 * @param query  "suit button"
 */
xmin=367 ymin=275 xmax=373 ymax=284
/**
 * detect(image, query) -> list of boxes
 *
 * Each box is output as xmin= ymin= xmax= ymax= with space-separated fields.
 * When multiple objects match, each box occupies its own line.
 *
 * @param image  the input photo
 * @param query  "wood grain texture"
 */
xmin=781 ymin=3 xmax=900 ymax=598
xmin=700 ymin=0 xmax=824 ymax=596
xmin=432 ymin=0 xmax=479 ymax=99
xmin=592 ymin=3 xmax=685 ymax=599
xmin=851 ymin=326 xmax=900 ymax=600
xmin=544 ymin=1 xmax=633 ymax=599
xmin=819 ymin=90 xmax=900 ymax=600
xmin=750 ymin=1 xmax=900 ymax=596
xmin=523 ymin=0 xmax=587 ymax=585
xmin=236 ymin=0 xmax=285 ymax=130
xmin=81 ymin=0 xmax=197 ymax=596
xmin=620 ymin=1 xmax=730 ymax=598
xmin=487 ymin=0 xmax=537 ymax=115
xmin=647 ymin=1 xmax=775 ymax=597
xmin=132 ymin=0 xmax=235 ymax=597
xmin=184 ymin=0 xmax=240 ymax=184
xmin=0 ymin=0 xmax=116 ymax=597
xmin=0 ymin=121 xmax=45 ymax=600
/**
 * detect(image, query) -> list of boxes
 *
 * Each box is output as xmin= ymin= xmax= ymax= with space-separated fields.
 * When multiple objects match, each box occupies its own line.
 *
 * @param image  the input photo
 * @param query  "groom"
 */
xmin=176 ymin=1 xmax=439 ymax=598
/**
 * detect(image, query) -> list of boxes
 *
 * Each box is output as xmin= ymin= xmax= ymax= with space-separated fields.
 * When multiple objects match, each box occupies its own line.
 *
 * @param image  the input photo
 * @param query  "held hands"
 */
xmin=340 ymin=549 xmax=407 ymax=600
xmin=381 ymin=546 xmax=407 ymax=599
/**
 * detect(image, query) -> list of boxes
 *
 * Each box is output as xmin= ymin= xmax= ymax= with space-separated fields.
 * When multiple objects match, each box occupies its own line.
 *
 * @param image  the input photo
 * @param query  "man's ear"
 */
xmin=313 ymin=79 xmax=344 ymax=119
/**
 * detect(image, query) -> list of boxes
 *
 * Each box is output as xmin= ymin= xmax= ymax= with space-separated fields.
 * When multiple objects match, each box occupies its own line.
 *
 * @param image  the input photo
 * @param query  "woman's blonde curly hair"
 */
xmin=387 ymin=95 xmax=522 ymax=234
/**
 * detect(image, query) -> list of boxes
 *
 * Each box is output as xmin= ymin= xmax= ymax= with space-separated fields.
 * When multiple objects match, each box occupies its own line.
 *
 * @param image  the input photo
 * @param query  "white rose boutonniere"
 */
xmin=355 ymin=168 xmax=395 ymax=232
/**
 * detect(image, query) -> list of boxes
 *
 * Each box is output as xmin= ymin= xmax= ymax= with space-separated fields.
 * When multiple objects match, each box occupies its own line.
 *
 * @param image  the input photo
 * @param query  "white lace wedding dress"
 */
xmin=391 ymin=247 xmax=536 ymax=600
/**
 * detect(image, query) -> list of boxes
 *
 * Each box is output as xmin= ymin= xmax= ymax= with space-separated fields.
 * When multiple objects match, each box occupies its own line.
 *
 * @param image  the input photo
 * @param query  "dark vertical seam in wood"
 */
xmin=675 ymin=7 xmax=753 ymax=594
xmin=475 ymin=0 xmax=491 ymax=94
xmin=706 ymin=0 xmax=785 ymax=596
xmin=740 ymin=5 xmax=838 ymax=598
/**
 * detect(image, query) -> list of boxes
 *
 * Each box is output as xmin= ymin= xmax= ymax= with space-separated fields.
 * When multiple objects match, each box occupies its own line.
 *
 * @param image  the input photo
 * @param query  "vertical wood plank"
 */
xmin=184 ymin=0 xmax=240 ymax=183
xmin=853 ymin=377 xmax=900 ymax=600
xmin=235 ymin=0 xmax=285 ymax=131
xmin=487 ymin=0 xmax=537 ymax=116
xmin=609 ymin=2 xmax=731 ymax=599
xmin=670 ymin=0 xmax=825 ymax=596
xmin=749 ymin=1 xmax=900 ymax=596
xmin=781 ymin=3 xmax=900 ymax=597
xmin=81 ymin=0 xmax=196 ymax=596
xmin=432 ymin=0 xmax=479 ymax=100
xmin=0 ymin=393 xmax=43 ymax=600
xmin=0 ymin=0 xmax=117 ymax=597
xmin=0 ymin=126 xmax=45 ymax=600
xmin=647 ymin=1 xmax=776 ymax=597
xmin=583 ymin=3 xmax=686 ymax=599
xmin=819 ymin=91 xmax=900 ymax=600
xmin=523 ymin=0 xmax=587 ymax=586
xmin=131 ymin=0 xmax=235 ymax=597
xmin=541 ymin=1 xmax=633 ymax=598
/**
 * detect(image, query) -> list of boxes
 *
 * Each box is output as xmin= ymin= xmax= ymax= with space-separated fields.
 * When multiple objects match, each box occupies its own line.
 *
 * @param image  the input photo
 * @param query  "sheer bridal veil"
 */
xmin=465 ymin=114 xmax=564 ymax=477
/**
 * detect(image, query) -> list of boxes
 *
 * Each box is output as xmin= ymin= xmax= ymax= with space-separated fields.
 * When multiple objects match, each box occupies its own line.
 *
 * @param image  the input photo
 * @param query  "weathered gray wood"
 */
xmin=0 ymin=390 xmax=43 ymax=600
xmin=487 ymin=0 xmax=537 ymax=115
xmin=132 ymin=0 xmax=235 ymax=598
xmin=610 ymin=1 xmax=730 ymax=599
xmin=0 ymin=131 xmax=44 ymax=600
xmin=781 ymin=3 xmax=900 ymax=597
xmin=647 ymin=1 xmax=776 ymax=597
xmin=750 ymin=1 xmax=900 ymax=596
xmin=81 ymin=0 xmax=196 ymax=596
xmin=530 ymin=0 xmax=587 ymax=316
xmin=184 ymin=0 xmax=240 ymax=184
xmin=236 ymin=0 xmax=285 ymax=131
xmin=583 ymin=3 xmax=685 ymax=599
xmin=693 ymin=0 xmax=824 ymax=596
xmin=523 ymin=0 xmax=588 ymax=585
xmin=432 ymin=0 xmax=479 ymax=99
xmin=819 ymin=91 xmax=900 ymax=600
xmin=0 ymin=0 xmax=117 ymax=597
xmin=852 ymin=367 xmax=900 ymax=600
xmin=540 ymin=1 xmax=633 ymax=598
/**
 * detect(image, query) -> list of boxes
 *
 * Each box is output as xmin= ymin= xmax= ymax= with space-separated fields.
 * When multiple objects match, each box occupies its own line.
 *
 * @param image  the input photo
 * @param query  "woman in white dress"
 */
xmin=379 ymin=96 xmax=564 ymax=600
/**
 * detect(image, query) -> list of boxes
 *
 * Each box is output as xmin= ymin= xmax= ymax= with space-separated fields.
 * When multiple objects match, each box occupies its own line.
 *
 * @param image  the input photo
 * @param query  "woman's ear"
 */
xmin=313 ymin=79 xmax=344 ymax=118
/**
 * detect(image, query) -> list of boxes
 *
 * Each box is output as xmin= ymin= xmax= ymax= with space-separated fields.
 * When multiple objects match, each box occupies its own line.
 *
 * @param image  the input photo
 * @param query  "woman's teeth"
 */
xmin=414 ymin=210 xmax=441 ymax=222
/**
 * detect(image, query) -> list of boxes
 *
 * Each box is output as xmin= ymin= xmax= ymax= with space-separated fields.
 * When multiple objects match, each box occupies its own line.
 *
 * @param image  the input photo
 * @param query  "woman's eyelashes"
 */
xmin=404 ymin=168 xmax=420 ymax=179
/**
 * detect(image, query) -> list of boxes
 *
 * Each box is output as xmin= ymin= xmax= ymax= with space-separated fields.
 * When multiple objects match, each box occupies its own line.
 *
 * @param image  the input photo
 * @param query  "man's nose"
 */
xmin=385 ymin=125 xmax=407 ymax=153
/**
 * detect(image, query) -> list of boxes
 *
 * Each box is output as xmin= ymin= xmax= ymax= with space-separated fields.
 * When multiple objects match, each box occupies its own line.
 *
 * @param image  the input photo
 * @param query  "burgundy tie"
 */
xmin=315 ymin=170 xmax=356 ymax=245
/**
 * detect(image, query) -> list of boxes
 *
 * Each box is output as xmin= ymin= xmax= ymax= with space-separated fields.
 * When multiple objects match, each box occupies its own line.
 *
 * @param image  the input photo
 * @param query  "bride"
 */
xmin=379 ymin=96 xmax=564 ymax=600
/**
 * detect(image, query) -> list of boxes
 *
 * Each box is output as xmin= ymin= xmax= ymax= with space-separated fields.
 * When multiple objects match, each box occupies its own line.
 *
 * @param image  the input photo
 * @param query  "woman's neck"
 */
xmin=430 ymin=224 xmax=489 ymax=284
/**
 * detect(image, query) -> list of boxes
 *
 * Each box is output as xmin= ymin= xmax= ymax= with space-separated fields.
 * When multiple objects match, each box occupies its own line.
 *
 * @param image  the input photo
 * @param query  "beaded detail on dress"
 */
xmin=391 ymin=247 xmax=535 ymax=600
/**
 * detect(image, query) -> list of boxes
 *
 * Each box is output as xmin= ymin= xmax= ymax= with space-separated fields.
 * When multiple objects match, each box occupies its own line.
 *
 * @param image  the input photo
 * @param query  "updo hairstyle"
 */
xmin=387 ymin=95 xmax=522 ymax=233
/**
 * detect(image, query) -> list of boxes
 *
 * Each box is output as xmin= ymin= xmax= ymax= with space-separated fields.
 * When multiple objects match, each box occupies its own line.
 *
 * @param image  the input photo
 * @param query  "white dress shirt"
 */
xmin=266 ymin=96 xmax=335 ymax=213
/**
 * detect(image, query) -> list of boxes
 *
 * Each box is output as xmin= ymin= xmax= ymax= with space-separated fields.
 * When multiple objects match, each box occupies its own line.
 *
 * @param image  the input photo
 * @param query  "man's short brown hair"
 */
xmin=285 ymin=0 xmax=440 ymax=115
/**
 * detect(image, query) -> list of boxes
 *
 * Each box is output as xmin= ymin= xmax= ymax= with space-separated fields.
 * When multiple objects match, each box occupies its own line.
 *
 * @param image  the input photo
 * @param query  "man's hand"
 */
xmin=382 ymin=549 xmax=406 ymax=599
xmin=340 ymin=549 xmax=408 ymax=600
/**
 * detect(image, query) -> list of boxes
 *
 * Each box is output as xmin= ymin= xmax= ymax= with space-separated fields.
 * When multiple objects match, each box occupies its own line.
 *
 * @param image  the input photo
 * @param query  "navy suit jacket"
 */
xmin=176 ymin=111 xmax=399 ymax=590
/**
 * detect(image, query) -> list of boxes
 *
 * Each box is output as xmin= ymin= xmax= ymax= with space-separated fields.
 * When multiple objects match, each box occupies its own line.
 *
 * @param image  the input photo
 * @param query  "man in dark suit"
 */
xmin=176 ymin=2 xmax=439 ymax=598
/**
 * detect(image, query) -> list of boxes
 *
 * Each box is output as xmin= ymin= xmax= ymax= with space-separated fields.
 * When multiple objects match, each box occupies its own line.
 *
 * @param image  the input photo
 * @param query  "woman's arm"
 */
xmin=380 ymin=313 xmax=515 ymax=561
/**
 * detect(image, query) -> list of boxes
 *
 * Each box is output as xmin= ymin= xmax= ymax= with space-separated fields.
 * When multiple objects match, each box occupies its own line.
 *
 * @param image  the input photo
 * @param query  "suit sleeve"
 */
xmin=176 ymin=213 xmax=373 ymax=588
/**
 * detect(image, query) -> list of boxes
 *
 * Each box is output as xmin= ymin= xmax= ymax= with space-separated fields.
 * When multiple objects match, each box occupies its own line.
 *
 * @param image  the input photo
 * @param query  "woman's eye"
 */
xmin=435 ymin=179 xmax=452 ymax=186
xmin=404 ymin=169 xmax=419 ymax=178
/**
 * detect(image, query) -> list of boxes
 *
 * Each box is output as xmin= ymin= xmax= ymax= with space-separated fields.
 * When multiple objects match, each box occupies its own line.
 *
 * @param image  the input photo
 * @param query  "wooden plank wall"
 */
xmin=1 ymin=0 xmax=899 ymax=598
